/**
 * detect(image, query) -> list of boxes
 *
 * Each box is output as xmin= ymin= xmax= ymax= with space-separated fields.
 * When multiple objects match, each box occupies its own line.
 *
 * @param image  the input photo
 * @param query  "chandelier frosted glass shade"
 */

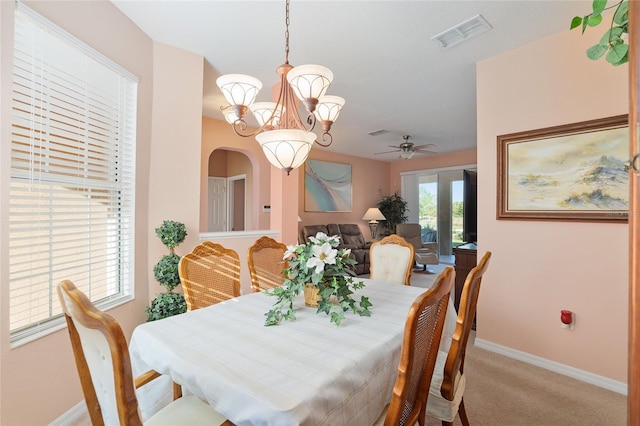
xmin=314 ymin=95 xmax=345 ymax=123
xmin=255 ymin=129 xmax=315 ymax=175
xmin=249 ymin=102 xmax=285 ymax=127
xmin=216 ymin=74 xmax=262 ymax=114
xmin=286 ymin=64 xmax=333 ymax=111
xmin=223 ymin=109 xmax=239 ymax=124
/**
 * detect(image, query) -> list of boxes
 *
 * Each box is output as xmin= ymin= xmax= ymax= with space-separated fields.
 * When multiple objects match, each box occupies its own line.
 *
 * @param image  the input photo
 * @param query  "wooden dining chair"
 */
xmin=369 ymin=234 xmax=415 ymax=285
xmin=426 ymin=251 xmax=492 ymax=426
xmin=179 ymin=241 xmax=241 ymax=310
xmin=57 ymin=280 xmax=231 ymax=426
xmin=247 ymin=236 xmax=288 ymax=292
xmin=382 ymin=266 xmax=455 ymax=426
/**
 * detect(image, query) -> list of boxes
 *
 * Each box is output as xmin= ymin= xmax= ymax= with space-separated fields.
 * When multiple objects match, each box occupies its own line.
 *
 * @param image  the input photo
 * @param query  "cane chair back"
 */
xmin=179 ymin=241 xmax=241 ymax=310
xmin=384 ymin=266 xmax=455 ymax=426
xmin=369 ymin=234 xmax=415 ymax=285
xmin=426 ymin=251 xmax=492 ymax=425
xmin=57 ymin=280 xmax=229 ymax=426
xmin=247 ymin=236 xmax=288 ymax=292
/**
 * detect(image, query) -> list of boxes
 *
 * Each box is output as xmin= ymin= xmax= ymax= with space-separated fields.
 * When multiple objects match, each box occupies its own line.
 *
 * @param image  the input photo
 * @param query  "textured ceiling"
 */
xmin=112 ymin=0 xmax=591 ymax=161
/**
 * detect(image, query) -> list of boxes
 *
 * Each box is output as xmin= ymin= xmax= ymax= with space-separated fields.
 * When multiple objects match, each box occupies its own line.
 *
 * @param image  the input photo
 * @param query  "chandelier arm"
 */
xmin=305 ymin=112 xmax=317 ymax=132
xmin=315 ymin=132 xmax=333 ymax=147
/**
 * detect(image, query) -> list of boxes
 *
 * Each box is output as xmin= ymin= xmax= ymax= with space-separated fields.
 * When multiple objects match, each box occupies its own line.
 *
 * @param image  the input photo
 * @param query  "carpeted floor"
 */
xmin=425 ymin=339 xmax=627 ymax=425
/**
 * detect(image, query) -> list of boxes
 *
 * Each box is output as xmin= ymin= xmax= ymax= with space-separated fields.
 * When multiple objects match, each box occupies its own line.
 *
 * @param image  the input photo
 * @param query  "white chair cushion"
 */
xmin=145 ymin=394 xmax=227 ymax=425
xmin=371 ymin=244 xmax=412 ymax=285
xmin=426 ymin=350 xmax=466 ymax=422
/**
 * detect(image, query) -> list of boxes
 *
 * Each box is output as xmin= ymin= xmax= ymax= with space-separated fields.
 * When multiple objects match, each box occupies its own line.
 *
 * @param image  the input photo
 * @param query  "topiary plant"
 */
xmin=377 ymin=192 xmax=408 ymax=235
xmin=146 ymin=220 xmax=188 ymax=321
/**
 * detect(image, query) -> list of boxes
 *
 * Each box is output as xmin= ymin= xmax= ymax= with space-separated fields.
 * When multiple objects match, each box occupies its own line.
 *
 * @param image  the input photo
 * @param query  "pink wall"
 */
xmin=0 ymin=1 xmax=155 ymax=424
xmin=476 ymin=27 xmax=628 ymax=382
xmin=298 ymin=149 xmax=391 ymax=240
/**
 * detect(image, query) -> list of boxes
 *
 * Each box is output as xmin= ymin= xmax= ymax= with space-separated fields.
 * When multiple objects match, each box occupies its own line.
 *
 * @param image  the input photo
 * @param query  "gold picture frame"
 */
xmin=497 ymin=115 xmax=629 ymax=222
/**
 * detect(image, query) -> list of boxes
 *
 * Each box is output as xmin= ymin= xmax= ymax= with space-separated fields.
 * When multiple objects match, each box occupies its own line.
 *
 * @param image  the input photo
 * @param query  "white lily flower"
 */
xmin=306 ymin=257 xmax=326 ymax=274
xmin=283 ymin=244 xmax=298 ymax=260
xmin=313 ymin=242 xmax=337 ymax=264
xmin=309 ymin=232 xmax=329 ymax=245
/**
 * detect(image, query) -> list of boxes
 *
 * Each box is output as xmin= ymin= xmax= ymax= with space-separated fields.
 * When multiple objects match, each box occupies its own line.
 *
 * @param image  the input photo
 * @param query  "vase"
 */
xmin=304 ymin=284 xmax=321 ymax=307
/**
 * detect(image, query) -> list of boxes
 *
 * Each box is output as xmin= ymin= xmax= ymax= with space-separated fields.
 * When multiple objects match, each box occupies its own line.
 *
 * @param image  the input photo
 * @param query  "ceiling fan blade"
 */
xmin=413 ymin=143 xmax=435 ymax=150
xmin=414 ymin=149 xmax=438 ymax=155
xmin=374 ymin=149 xmax=401 ymax=155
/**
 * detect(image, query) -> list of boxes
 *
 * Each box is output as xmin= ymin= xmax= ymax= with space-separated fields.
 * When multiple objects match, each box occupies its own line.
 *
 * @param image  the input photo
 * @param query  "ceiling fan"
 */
xmin=374 ymin=135 xmax=437 ymax=159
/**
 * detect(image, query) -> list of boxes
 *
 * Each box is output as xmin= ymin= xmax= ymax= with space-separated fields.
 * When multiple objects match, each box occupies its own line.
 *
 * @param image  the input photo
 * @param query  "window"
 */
xmin=9 ymin=3 xmax=138 ymax=345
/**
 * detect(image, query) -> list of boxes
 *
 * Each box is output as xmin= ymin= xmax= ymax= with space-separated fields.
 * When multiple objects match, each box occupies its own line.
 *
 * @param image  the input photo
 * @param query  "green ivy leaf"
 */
xmin=606 ymin=42 xmax=628 ymax=64
xmin=613 ymin=1 xmax=629 ymax=25
xmin=587 ymin=44 xmax=608 ymax=60
xmin=592 ymin=0 xmax=608 ymax=15
xmin=587 ymin=14 xmax=603 ymax=27
xmin=570 ymin=16 xmax=583 ymax=30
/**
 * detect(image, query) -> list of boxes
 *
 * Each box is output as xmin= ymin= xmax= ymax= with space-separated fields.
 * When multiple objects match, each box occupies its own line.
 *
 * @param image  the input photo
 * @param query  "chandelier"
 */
xmin=216 ymin=0 xmax=344 ymax=175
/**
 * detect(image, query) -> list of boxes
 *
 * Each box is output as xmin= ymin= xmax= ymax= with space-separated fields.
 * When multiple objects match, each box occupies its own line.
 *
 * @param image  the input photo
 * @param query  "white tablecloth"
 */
xmin=130 ymin=279 xmax=457 ymax=426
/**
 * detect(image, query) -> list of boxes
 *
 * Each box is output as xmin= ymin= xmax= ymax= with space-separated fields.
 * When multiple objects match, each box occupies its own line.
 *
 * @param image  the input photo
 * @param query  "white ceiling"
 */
xmin=112 ymin=0 xmax=590 ymax=161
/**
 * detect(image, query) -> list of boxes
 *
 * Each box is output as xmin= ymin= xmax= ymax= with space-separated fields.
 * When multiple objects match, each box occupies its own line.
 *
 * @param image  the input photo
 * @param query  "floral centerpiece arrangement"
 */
xmin=264 ymin=232 xmax=372 ymax=326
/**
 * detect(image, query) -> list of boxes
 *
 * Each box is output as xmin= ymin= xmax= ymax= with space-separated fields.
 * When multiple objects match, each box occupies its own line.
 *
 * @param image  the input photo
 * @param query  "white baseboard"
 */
xmin=49 ymin=400 xmax=87 ymax=426
xmin=474 ymin=338 xmax=628 ymax=395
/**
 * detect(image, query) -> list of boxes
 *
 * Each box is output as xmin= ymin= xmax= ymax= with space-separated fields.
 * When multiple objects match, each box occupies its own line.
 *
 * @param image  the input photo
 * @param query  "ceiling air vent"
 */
xmin=431 ymin=14 xmax=492 ymax=49
xmin=368 ymin=129 xmax=390 ymax=137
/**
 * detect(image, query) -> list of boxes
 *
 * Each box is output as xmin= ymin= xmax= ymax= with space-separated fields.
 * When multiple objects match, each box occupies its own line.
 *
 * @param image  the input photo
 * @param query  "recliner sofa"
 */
xmin=299 ymin=224 xmax=370 ymax=275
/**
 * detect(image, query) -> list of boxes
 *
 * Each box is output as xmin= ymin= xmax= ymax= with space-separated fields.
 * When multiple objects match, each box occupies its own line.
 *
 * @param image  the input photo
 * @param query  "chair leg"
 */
xmin=441 ymin=421 xmax=453 ymax=426
xmin=458 ymin=398 xmax=470 ymax=426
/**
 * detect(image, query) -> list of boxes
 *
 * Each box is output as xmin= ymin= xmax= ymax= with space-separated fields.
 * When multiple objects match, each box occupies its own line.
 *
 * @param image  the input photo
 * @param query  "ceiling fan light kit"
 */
xmin=216 ymin=0 xmax=344 ymax=175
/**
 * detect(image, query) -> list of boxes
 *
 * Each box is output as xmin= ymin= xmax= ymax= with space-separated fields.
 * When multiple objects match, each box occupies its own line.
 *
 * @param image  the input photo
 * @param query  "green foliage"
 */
xmin=377 ymin=192 xmax=408 ymax=234
xmin=153 ymin=253 xmax=181 ymax=291
xmin=155 ymin=220 xmax=188 ymax=250
xmin=145 ymin=291 xmax=187 ymax=321
xmin=452 ymin=201 xmax=464 ymax=217
xmin=419 ymin=187 xmax=437 ymax=220
xmin=570 ymin=0 xmax=629 ymax=66
xmin=264 ymin=232 xmax=372 ymax=326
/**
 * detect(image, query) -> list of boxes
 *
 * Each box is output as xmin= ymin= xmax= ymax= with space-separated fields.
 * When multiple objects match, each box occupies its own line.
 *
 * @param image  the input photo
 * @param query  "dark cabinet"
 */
xmin=452 ymin=243 xmax=477 ymax=312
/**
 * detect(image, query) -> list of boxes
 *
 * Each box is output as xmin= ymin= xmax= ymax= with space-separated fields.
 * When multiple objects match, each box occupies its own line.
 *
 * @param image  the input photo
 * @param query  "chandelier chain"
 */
xmin=284 ymin=0 xmax=290 ymax=64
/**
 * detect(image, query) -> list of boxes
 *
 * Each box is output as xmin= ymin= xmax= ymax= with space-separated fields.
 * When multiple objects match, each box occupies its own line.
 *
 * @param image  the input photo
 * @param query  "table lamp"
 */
xmin=362 ymin=208 xmax=386 ymax=240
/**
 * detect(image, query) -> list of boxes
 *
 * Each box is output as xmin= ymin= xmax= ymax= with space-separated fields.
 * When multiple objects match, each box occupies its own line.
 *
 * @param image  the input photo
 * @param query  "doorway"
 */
xmin=228 ymin=174 xmax=246 ymax=231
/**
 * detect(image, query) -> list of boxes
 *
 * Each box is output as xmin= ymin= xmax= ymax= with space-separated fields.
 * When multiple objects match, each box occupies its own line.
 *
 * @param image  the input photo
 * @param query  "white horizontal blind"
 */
xmin=10 ymin=3 xmax=138 ymax=345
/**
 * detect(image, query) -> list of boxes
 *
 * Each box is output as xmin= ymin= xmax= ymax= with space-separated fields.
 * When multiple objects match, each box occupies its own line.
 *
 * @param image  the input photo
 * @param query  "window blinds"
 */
xmin=9 ymin=3 xmax=138 ymax=345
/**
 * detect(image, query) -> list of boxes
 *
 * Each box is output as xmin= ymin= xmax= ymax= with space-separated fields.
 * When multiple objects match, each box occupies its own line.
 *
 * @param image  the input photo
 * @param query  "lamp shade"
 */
xmin=314 ymin=95 xmax=345 ymax=123
xmin=362 ymin=207 xmax=386 ymax=222
xmin=255 ymin=129 xmax=315 ymax=175
xmin=250 ymin=102 xmax=285 ymax=127
xmin=223 ymin=108 xmax=239 ymax=124
xmin=216 ymin=74 xmax=262 ymax=107
xmin=286 ymin=64 xmax=333 ymax=104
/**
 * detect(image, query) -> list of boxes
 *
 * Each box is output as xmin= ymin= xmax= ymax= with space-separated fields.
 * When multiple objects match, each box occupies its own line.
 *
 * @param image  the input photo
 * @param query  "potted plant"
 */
xmin=264 ymin=232 xmax=372 ymax=326
xmin=145 ymin=220 xmax=188 ymax=321
xmin=378 ymin=192 xmax=409 ymax=235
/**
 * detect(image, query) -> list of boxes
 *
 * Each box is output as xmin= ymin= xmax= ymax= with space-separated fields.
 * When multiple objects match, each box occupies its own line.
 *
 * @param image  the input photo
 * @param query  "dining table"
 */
xmin=130 ymin=278 xmax=457 ymax=426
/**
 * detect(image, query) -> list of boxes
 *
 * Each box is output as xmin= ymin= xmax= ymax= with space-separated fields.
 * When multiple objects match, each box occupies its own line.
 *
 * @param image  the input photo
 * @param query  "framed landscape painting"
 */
xmin=305 ymin=159 xmax=352 ymax=212
xmin=497 ymin=115 xmax=629 ymax=222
